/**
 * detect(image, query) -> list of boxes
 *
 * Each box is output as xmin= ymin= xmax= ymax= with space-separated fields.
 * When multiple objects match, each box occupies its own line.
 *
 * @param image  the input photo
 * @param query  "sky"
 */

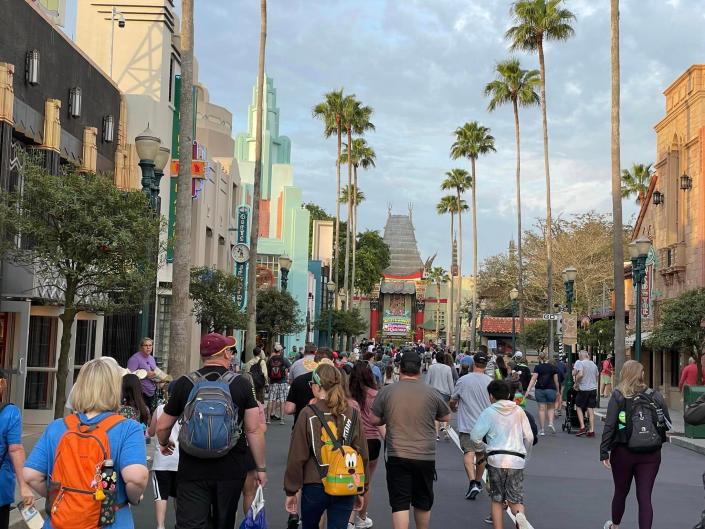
xmin=69 ymin=0 xmax=705 ymax=271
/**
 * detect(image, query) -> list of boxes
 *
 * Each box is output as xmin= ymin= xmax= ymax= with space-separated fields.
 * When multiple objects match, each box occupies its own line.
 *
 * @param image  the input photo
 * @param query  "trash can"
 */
xmin=684 ymin=385 xmax=705 ymax=439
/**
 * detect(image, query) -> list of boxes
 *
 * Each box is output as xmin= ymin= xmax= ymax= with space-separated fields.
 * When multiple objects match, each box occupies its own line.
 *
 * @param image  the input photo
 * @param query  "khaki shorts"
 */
xmin=459 ymin=432 xmax=476 ymax=454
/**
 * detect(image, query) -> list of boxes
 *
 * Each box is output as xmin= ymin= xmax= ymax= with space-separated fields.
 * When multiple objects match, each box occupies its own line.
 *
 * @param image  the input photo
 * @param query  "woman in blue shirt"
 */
xmin=23 ymin=359 xmax=149 ymax=528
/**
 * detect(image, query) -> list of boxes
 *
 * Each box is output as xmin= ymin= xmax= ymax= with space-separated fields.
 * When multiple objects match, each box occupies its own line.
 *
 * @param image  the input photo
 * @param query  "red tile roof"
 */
xmin=481 ymin=316 xmax=540 ymax=335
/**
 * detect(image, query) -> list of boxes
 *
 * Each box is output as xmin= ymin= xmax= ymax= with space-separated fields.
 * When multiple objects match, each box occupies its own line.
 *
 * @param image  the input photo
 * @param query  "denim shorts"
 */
xmin=535 ymin=388 xmax=557 ymax=404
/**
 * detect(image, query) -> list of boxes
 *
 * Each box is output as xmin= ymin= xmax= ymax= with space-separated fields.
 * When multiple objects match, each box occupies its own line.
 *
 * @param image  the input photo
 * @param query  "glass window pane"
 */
xmin=27 ymin=316 xmax=57 ymax=368
xmin=24 ymin=371 xmax=55 ymax=410
xmin=74 ymin=320 xmax=96 ymax=366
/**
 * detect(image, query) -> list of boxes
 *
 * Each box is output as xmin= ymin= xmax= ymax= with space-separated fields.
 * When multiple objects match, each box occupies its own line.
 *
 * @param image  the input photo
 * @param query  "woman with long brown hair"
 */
xmin=284 ymin=363 xmax=369 ymax=529
xmin=600 ymin=360 xmax=671 ymax=529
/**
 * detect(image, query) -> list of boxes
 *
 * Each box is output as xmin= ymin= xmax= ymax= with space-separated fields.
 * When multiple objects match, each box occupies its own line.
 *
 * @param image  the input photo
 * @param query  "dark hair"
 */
xmin=375 ymin=352 xmax=383 ymax=362
xmin=487 ymin=380 xmax=512 ymax=401
xmin=364 ymin=352 xmax=375 ymax=362
xmin=253 ymin=346 xmax=262 ymax=356
xmin=495 ymin=356 xmax=508 ymax=379
xmin=349 ymin=361 xmax=377 ymax=409
xmin=479 ymin=344 xmax=488 ymax=354
xmin=121 ymin=374 xmax=149 ymax=422
xmin=304 ymin=343 xmax=317 ymax=355
xmin=441 ymin=352 xmax=453 ymax=368
xmin=385 ymin=363 xmax=394 ymax=379
xmin=459 ymin=364 xmax=470 ymax=376
xmin=400 ymin=360 xmax=421 ymax=376
xmin=315 ymin=347 xmax=334 ymax=362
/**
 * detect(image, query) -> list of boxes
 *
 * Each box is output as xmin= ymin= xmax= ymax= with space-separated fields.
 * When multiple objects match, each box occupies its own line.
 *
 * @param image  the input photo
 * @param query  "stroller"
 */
xmin=562 ymin=387 xmax=590 ymax=434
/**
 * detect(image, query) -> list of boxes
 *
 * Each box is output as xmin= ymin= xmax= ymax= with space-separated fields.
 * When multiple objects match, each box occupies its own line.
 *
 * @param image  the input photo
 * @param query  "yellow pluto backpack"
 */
xmin=309 ymin=404 xmax=365 ymax=496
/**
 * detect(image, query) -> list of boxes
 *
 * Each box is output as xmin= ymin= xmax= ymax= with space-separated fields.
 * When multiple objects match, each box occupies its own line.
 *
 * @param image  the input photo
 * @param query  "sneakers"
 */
xmin=515 ymin=512 xmax=534 ymax=529
xmin=555 ymin=409 xmax=562 ymax=417
xmin=538 ymin=429 xmax=545 ymax=436
xmin=355 ymin=514 xmax=373 ymax=528
xmin=575 ymin=428 xmax=587 ymax=437
xmin=287 ymin=514 xmax=300 ymax=529
xmin=548 ymin=423 xmax=556 ymax=435
xmin=484 ymin=513 xmax=493 ymax=524
xmin=586 ymin=431 xmax=595 ymax=438
xmin=466 ymin=480 xmax=482 ymax=500
xmin=603 ymin=522 xmax=614 ymax=529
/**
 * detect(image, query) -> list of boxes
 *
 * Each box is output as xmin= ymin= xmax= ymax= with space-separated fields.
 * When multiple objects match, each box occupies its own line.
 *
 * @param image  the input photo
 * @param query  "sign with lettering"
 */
xmin=641 ymin=247 xmax=656 ymax=320
xmin=234 ymin=205 xmax=250 ymax=309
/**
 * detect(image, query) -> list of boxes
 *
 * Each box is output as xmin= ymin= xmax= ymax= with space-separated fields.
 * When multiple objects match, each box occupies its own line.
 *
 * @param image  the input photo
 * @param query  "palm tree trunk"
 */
xmin=470 ymin=158 xmax=478 ymax=352
xmin=351 ymin=165 xmax=358 ymax=309
xmin=538 ymin=41 xmax=555 ymax=356
xmin=343 ymin=128 xmax=353 ymax=309
xmin=456 ymin=190 xmax=463 ymax=352
xmin=449 ymin=213 xmax=455 ymax=348
xmin=168 ymin=0 xmax=194 ymax=376
xmin=334 ymin=123 xmax=341 ymax=307
xmin=245 ymin=0 xmax=267 ymax=360
xmin=513 ymin=99 xmax=526 ymax=350
xmin=611 ymin=0 xmax=626 ymax=377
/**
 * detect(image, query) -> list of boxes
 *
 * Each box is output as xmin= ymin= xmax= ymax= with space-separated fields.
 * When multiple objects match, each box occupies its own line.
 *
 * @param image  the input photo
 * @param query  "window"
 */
xmin=73 ymin=320 xmax=96 ymax=381
xmin=168 ymin=55 xmax=175 ymax=102
xmin=256 ymin=255 xmax=280 ymax=289
xmin=667 ymin=248 xmax=674 ymax=267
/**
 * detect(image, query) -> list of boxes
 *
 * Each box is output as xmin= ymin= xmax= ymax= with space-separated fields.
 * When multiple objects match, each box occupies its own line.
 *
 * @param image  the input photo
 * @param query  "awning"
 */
xmin=625 ymin=331 xmax=652 ymax=347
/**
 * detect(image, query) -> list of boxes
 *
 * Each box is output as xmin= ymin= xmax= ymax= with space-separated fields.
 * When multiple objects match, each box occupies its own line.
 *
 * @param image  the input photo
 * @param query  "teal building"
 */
xmin=236 ymin=77 xmax=311 ymax=351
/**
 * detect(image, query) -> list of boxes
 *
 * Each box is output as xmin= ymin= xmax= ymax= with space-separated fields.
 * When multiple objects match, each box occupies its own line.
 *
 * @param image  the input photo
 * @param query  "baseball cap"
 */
xmin=200 ymin=333 xmax=236 ymax=357
xmin=399 ymin=349 xmax=422 ymax=369
xmin=473 ymin=351 xmax=489 ymax=365
xmin=274 ymin=343 xmax=283 ymax=352
xmin=513 ymin=350 xmax=524 ymax=360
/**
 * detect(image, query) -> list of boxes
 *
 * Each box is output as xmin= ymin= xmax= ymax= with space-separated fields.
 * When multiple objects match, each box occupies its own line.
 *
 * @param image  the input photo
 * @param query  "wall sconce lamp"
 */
xmin=69 ymin=87 xmax=82 ymax=118
xmin=653 ymin=190 xmax=664 ymax=205
xmin=680 ymin=173 xmax=693 ymax=191
xmin=102 ymin=115 xmax=114 ymax=143
xmin=25 ymin=49 xmax=40 ymax=85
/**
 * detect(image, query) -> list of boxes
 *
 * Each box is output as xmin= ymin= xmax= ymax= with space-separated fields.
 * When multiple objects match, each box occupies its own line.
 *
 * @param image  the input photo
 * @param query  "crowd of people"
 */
xmin=0 ymin=334 xmax=683 ymax=529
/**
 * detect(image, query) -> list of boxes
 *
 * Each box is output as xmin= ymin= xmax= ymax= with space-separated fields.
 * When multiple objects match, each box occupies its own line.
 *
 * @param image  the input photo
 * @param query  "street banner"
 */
xmin=234 ymin=205 xmax=250 ymax=309
xmin=562 ymin=312 xmax=578 ymax=343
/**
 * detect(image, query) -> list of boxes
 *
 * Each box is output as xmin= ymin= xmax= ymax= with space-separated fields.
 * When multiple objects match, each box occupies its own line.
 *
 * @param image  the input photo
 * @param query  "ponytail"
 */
xmin=314 ymin=363 xmax=348 ymax=416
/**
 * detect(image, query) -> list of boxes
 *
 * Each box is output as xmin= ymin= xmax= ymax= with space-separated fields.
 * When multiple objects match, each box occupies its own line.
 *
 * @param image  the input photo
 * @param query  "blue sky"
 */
xmin=70 ymin=1 xmax=705 ymax=271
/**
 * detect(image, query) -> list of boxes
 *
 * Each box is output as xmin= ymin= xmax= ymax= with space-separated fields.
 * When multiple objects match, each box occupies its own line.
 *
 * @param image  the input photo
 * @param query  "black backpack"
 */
xmin=627 ymin=389 xmax=667 ymax=453
xmin=249 ymin=360 xmax=266 ymax=389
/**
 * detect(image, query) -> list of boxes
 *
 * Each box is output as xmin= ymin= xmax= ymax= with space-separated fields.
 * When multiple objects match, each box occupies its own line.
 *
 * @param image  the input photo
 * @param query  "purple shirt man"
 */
xmin=127 ymin=338 xmax=158 ymax=396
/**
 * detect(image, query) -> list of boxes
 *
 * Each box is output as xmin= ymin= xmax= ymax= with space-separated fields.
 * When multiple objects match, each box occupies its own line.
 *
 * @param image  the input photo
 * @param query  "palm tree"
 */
xmin=426 ymin=267 xmax=450 ymax=338
xmin=339 ymin=185 xmax=365 ymax=206
xmin=620 ymin=163 xmax=653 ymax=204
xmin=169 ymin=0 xmax=195 ymax=375
xmin=441 ymin=169 xmax=473 ymax=351
xmin=437 ymin=195 xmax=468 ymax=349
xmin=341 ymin=138 xmax=376 ymax=307
xmin=450 ymin=123 xmax=496 ymax=352
xmin=611 ymin=0 xmax=626 ymax=377
xmin=507 ymin=0 xmax=576 ymax=355
xmin=313 ymin=89 xmax=346 ymax=306
xmin=484 ymin=58 xmax=540 ymax=349
xmin=340 ymin=98 xmax=374 ymax=309
xmin=244 ymin=0 xmax=268 ymax=360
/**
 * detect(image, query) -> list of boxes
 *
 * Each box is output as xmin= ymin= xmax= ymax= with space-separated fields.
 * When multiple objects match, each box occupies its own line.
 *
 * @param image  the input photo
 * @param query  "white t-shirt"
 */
xmin=574 ymin=360 xmax=599 ymax=391
xmin=152 ymin=404 xmax=180 ymax=471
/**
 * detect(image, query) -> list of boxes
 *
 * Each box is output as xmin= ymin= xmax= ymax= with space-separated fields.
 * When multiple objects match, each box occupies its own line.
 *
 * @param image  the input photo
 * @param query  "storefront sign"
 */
xmin=383 ymin=314 xmax=411 ymax=335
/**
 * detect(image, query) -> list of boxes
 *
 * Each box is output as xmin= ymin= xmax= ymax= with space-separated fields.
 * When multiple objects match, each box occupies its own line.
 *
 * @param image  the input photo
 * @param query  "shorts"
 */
xmin=152 ymin=470 xmax=178 ymax=501
xmin=459 ymin=432 xmax=477 ymax=454
xmin=487 ymin=466 xmax=524 ymax=504
xmin=385 ymin=456 xmax=435 ymax=512
xmin=535 ymin=388 xmax=557 ymax=404
xmin=367 ymin=439 xmax=382 ymax=461
xmin=601 ymin=374 xmax=613 ymax=385
xmin=268 ymin=381 xmax=289 ymax=401
xmin=575 ymin=389 xmax=597 ymax=410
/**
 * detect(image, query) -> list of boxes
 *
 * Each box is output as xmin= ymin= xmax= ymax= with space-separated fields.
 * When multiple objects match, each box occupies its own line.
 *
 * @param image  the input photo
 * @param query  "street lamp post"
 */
xmin=478 ymin=298 xmax=487 ymax=348
xmin=629 ymin=237 xmax=652 ymax=362
xmin=279 ymin=255 xmax=292 ymax=291
xmin=562 ymin=266 xmax=578 ymax=394
xmin=135 ymin=126 xmax=162 ymax=342
xmin=510 ymin=288 xmax=519 ymax=353
xmin=326 ymin=281 xmax=336 ymax=348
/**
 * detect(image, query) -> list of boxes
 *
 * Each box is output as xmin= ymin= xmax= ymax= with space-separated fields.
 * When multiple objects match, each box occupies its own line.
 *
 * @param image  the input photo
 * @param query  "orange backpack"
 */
xmin=47 ymin=414 xmax=125 ymax=529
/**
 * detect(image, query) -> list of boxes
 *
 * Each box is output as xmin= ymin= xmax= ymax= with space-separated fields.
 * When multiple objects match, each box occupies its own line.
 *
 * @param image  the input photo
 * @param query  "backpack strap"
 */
xmin=220 ymin=371 xmax=238 ymax=385
xmin=343 ymin=408 xmax=359 ymax=446
xmin=308 ymin=404 xmax=346 ymax=457
xmin=187 ymin=370 xmax=204 ymax=385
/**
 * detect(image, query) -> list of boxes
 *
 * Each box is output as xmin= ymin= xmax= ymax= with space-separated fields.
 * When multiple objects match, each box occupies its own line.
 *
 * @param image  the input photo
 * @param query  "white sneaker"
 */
xmin=347 ymin=523 xmax=355 ymax=529
xmin=548 ymin=423 xmax=556 ymax=435
xmin=355 ymin=515 xmax=373 ymax=528
xmin=515 ymin=512 xmax=534 ymax=529
xmin=538 ymin=430 xmax=545 ymax=436
xmin=603 ymin=522 xmax=614 ymax=529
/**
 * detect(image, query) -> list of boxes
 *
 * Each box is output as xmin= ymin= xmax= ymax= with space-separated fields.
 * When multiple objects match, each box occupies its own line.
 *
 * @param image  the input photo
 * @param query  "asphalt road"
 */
xmin=131 ymin=401 xmax=705 ymax=529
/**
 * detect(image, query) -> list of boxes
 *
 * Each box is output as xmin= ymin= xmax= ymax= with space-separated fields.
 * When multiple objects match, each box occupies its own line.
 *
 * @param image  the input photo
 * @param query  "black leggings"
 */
xmin=0 ymin=504 xmax=9 ymax=529
xmin=610 ymin=445 xmax=661 ymax=529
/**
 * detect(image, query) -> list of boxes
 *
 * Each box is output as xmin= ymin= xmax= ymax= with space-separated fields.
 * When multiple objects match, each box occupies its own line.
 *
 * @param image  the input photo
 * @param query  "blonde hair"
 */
xmin=616 ymin=360 xmax=647 ymax=397
xmin=314 ymin=364 xmax=348 ymax=416
xmin=71 ymin=358 xmax=123 ymax=413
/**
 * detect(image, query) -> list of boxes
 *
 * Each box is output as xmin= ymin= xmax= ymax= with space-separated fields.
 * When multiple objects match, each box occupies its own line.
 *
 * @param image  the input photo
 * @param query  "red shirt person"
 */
xmin=680 ymin=357 xmax=699 ymax=392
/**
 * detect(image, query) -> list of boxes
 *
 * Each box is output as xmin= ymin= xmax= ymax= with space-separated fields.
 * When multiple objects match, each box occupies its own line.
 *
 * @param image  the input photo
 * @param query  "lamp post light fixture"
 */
xmin=25 ymin=49 xmax=40 ymax=85
xmin=279 ymin=255 xmax=292 ymax=291
xmin=629 ymin=236 xmax=652 ymax=362
xmin=152 ymin=146 xmax=170 ymax=212
xmin=109 ymin=6 xmax=126 ymax=78
xmin=326 ymin=280 xmax=336 ymax=348
xmin=562 ymin=266 xmax=578 ymax=392
xmin=102 ymin=115 xmax=114 ymax=143
xmin=510 ymin=288 xmax=519 ymax=354
xmin=68 ymin=87 xmax=82 ymax=118
xmin=680 ymin=173 xmax=693 ymax=191
xmin=652 ymin=190 xmax=664 ymax=205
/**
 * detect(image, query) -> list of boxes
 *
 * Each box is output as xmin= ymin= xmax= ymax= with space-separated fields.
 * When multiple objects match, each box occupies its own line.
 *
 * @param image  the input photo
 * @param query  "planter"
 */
xmin=684 ymin=385 xmax=705 ymax=439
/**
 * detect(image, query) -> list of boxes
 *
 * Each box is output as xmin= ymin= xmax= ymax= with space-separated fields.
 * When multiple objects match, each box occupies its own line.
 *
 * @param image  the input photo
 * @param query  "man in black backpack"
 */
xmin=157 ymin=333 xmax=266 ymax=529
xmin=266 ymin=343 xmax=291 ymax=424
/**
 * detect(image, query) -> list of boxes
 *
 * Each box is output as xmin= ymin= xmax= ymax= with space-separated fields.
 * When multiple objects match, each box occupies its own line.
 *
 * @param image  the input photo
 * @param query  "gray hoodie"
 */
xmin=469 ymin=400 xmax=534 ymax=470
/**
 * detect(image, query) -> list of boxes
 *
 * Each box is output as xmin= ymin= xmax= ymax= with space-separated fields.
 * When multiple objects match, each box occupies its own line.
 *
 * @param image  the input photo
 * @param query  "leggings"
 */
xmin=610 ymin=445 xmax=661 ymax=529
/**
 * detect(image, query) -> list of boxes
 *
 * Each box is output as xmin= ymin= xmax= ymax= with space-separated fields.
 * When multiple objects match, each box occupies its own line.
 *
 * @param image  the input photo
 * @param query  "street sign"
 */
xmin=543 ymin=313 xmax=559 ymax=320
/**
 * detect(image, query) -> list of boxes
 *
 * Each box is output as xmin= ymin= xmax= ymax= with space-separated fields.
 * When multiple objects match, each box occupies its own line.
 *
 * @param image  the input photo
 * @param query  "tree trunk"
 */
xmin=611 ymin=0 xmax=626 ymax=378
xmin=456 ymin=192 xmax=463 ymax=352
xmin=168 ymin=0 xmax=194 ymax=377
xmin=334 ymin=123 xmax=341 ymax=307
xmin=470 ymin=158 xmax=478 ymax=352
xmin=245 ymin=0 xmax=267 ymax=361
xmin=448 ymin=213 xmax=455 ymax=348
xmin=351 ymin=165 xmax=358 ymax=309
xmin=538 ymin=41 xmax=555 ymax=356
xmin=513 ymin=99 xmax=526 ymax=350
xmin=343 ymin=127 xmax=353 ymax=309
xmin=54 ymin=282 xmax=77 ymax=418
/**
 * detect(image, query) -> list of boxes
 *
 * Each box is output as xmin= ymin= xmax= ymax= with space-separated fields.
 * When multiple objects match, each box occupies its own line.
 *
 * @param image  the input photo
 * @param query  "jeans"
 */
xmin=301 ymin=484 xmax=355 ymax=529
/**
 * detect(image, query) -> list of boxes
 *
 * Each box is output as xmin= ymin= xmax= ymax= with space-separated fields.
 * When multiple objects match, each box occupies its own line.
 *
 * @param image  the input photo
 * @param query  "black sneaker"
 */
xmin=467 ymin=480 xmax=482 ymax=500
xmin=484 ymin=513 xmax=493 ymax=525
xmin=465 ymin=481 xmax=476 ymax=500
xmin=287 ymin=514 xmax=300 ymax=529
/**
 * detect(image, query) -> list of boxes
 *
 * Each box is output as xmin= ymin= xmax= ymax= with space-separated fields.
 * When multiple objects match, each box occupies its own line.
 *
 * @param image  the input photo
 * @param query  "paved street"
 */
xmin=131 ymin=400 xmax=705 ymax=529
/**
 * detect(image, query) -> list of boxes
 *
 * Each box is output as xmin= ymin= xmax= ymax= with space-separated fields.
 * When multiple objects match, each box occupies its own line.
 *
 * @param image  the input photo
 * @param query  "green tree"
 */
xmin=518 ymin=320 xmax=558 ymax=353
xmin=620 ymin=163 xmax=654 ymax=204
xmin=313 ymin=89 xmax=347 ymax=307
xmin=450 ymin=122 xmax=497 ymax=351
xmin=340 ymin=97 xmax=375 ymax=309
xmin=426 ymin=267 xmax=449 ymax=337
xmin=256 ymin=286 xmax=305 ymax=352
xmin=485 ymin=58 xmax=540 ymax=339
xmin=190 ymin=267 xmax=247 ymax=333
xmin=353 ymin=230 xmax=390 ymax=295
xmin=316 ymin=308 xmax=367 ymax=346
xmin=0 ymin=162 xmax=161 ymax=418
xmin=578 ymin=319 xmax=614 ymax=354
xmin=507 ymin=0 xmax=576 ymax=356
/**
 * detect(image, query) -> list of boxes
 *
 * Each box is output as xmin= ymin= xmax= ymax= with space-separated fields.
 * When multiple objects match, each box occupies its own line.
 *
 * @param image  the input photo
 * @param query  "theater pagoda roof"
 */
xmin=383 ymin=213 xmax=424 ymax=279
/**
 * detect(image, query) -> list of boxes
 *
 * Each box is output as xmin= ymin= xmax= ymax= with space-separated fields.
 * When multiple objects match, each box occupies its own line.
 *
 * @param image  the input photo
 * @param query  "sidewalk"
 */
xmin=10 ymin=424 xmax=45 ymax=529
xmin=594 ymin=404 xmax=705 ymax=456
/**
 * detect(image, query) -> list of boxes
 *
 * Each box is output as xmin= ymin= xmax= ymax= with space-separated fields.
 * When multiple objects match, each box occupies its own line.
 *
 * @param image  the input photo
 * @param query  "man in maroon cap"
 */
xmin=157 ymin=333 xmax=266 ymax=529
